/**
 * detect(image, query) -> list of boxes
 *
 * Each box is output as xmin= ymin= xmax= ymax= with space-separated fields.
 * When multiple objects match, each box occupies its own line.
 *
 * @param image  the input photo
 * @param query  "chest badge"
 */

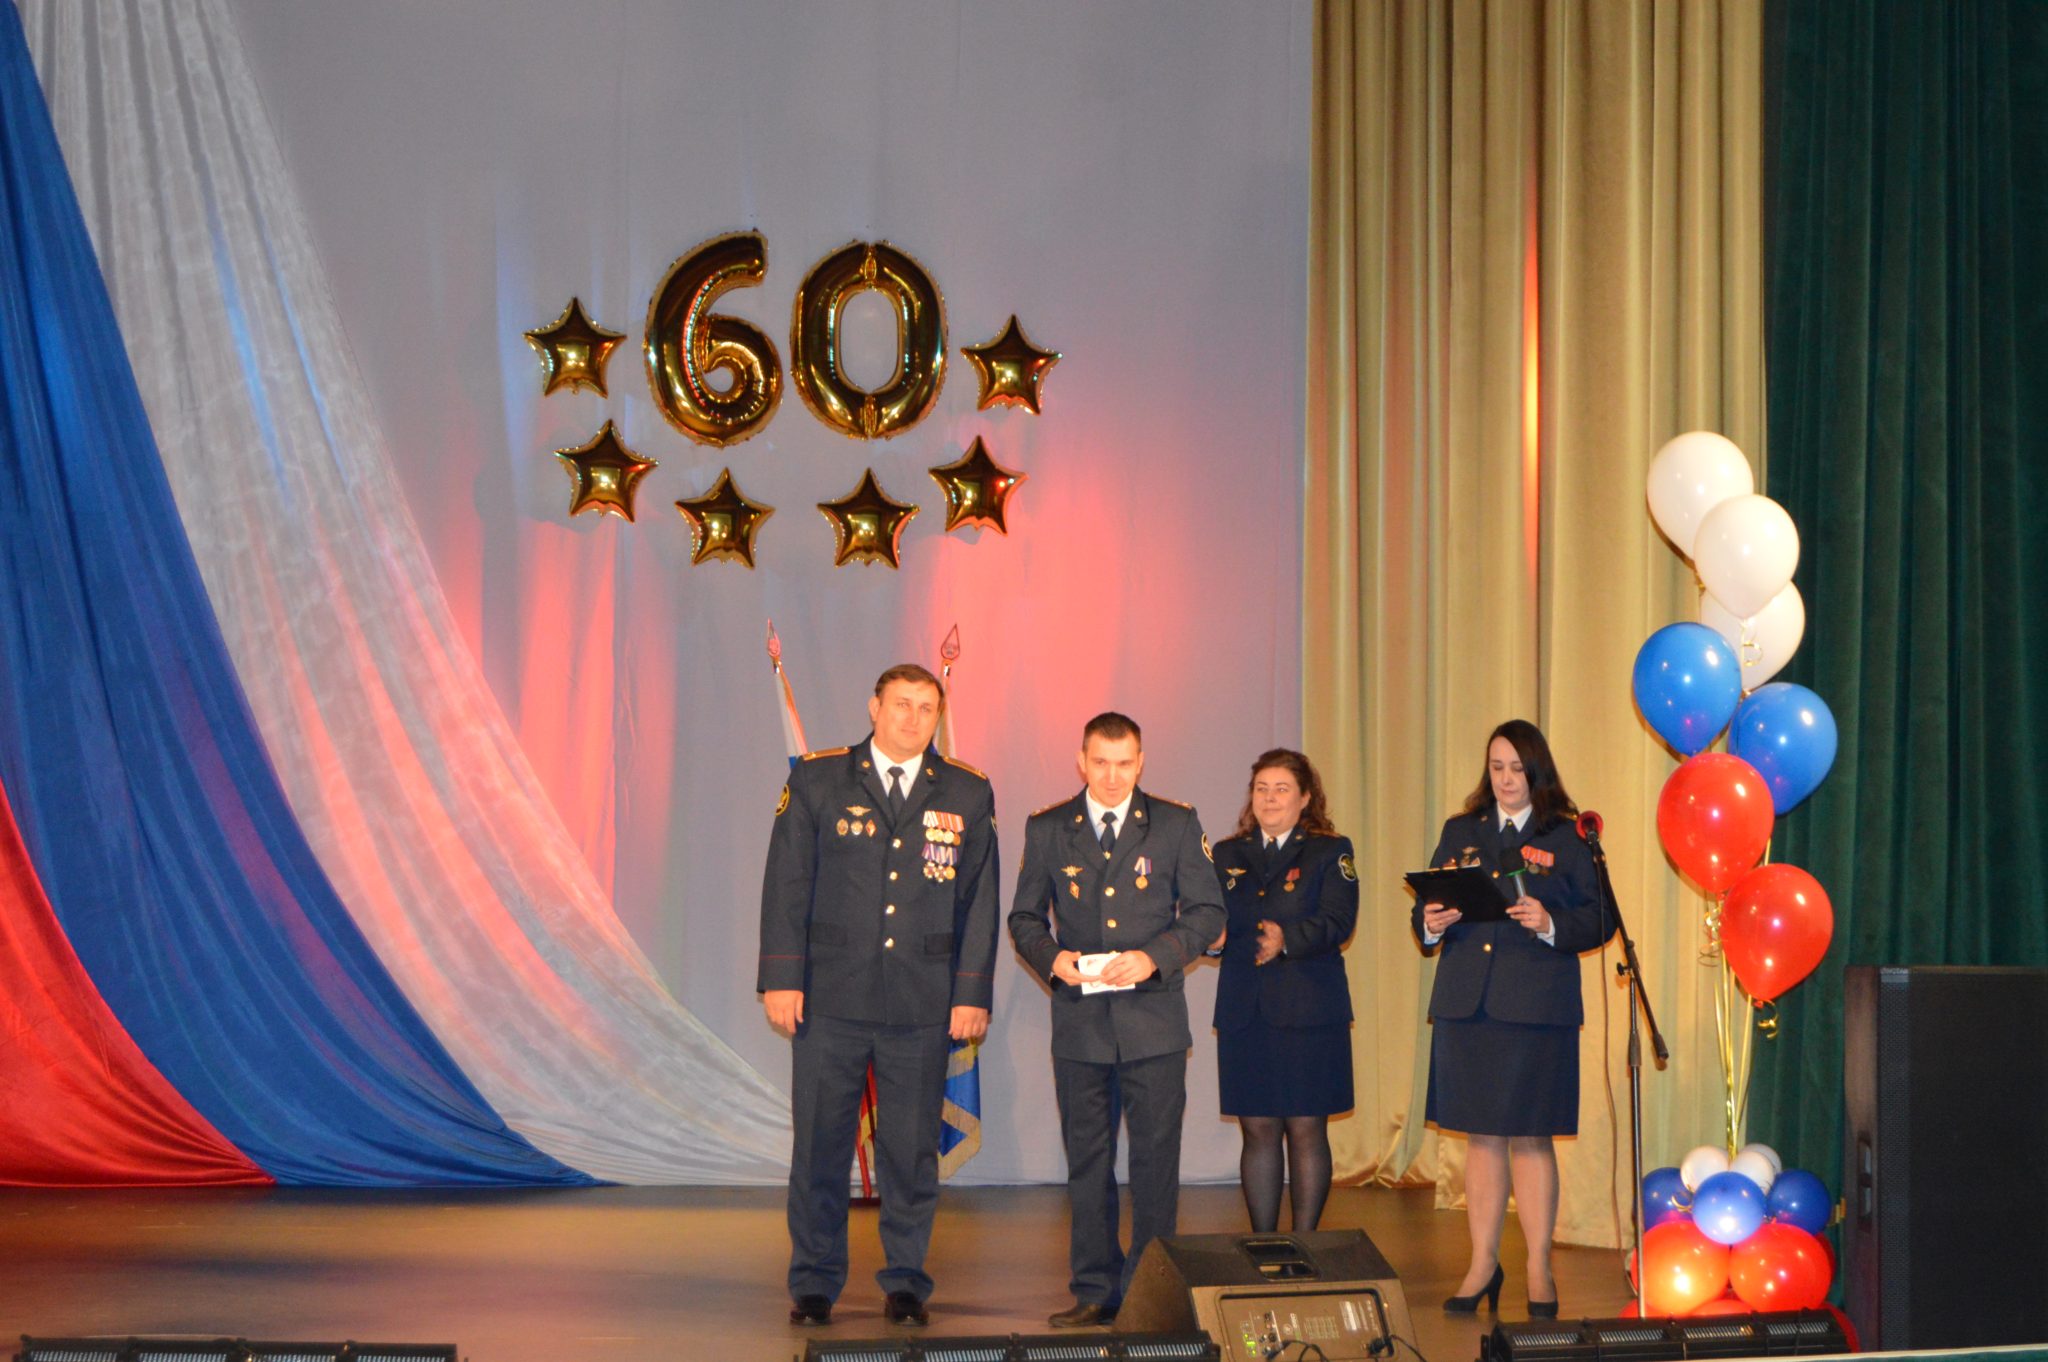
xmin=1283 ymin=866 xmax=1301 ymax=892
xmin=1224 ymin=866 xmax=1248 ymax=888
xmin=847 ymin=805 xmax=871 ymax=818
xmin=1134 ymin=855 xmax=1152 ymax=890
xmin=1521 ymin=845 xmax=1555 ymax=874
xmin=1457 ymin=845 xmax=1483 ymax=868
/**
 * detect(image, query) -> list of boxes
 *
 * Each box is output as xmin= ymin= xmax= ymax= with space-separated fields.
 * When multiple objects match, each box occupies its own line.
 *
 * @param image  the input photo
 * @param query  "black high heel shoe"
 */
xmin=1527 ymin=1299 xmax=1560 ymax=1319
xmin=1443 ymin=1264 xmax=1504 ymax=1314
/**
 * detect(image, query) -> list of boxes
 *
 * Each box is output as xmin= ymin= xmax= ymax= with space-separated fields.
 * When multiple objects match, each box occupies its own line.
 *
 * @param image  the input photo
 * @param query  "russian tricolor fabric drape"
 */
xmin=2 ymin=0 xmax=787 ymax=1186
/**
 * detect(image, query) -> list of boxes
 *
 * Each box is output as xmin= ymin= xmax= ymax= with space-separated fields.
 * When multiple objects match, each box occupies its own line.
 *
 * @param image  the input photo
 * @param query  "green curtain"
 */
xmin=1751 ymin=0 xmax=2048 ymax=1186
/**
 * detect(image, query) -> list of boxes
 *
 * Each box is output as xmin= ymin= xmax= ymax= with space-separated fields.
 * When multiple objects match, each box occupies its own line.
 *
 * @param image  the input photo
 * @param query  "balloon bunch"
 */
xmin=1633 ymin=433 xmax=1838 ymax=1007
xmin=1631 ymin=1144 xmax=1835 ymax=1316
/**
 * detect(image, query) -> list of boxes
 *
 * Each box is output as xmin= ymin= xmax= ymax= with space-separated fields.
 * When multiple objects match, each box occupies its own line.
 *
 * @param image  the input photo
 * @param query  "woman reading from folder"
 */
xmin=1412 ymin=720 xmax=1605 ymax=1319
xmin=1211 ymin=749 xmax=1359 ymax=1233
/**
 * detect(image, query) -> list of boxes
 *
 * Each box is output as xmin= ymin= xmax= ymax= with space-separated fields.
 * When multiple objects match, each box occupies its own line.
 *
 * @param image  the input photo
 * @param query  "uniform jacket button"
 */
xmin=892 ymin=838 xmax=902 ymax=848
xmin=1106 ymin=919 xmax=1118 ymax=929
xmin=889 ymin=871 xmax=898 ymax=881
xmin=885 ymin=937 xmax=895 ymax=948
xmin=886 ymin=905 xmax=896 ymax=915
xmin=1105 ymin=886 xmax=1116 ymax=897
xmin=1482 ymin=943 xmax=1493 ymax=953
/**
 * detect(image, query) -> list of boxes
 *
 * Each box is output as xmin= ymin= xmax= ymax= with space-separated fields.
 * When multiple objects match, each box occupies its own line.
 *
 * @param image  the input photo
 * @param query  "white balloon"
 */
xmin=1680 ymin=1143 xmax=1731 ymax=1192
xmin=1647 ymin=431 xmax=1755 ymax=559
xmin=1730 ymin=1148 xmax=1779 ymax=1193
xmin=1700 ymin=583 xmax=1806 ymax=689
xmin=1694 ymin=494 xmax=1800 ymax=618
xmin=1738 ymin=1141 xmax=1784 ymax=1174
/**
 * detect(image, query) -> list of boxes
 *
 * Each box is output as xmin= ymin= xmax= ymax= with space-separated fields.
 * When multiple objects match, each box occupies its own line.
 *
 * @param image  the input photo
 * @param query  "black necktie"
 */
xmin=887 ymin=766 xmax=907 ymax=817
xmin=1099 ymin=811 xmax=1117 ymax=854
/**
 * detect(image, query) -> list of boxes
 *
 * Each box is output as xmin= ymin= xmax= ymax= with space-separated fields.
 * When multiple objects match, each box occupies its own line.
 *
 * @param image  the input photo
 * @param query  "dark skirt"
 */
xmin=1425 ymin=1010 xmax=1578 ymax=1137
xmin=1217 ymin=1019 xmax=1354 ymax=1118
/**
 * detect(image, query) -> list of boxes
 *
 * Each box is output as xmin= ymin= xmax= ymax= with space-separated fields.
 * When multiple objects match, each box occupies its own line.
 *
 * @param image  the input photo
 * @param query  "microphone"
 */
xmin=1576 ymin=809 xmax=1603 ymax=844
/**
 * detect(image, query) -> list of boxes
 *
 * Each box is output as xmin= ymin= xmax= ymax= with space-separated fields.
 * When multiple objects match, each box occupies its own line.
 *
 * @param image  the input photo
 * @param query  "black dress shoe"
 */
xmin=884 ymin=1291 xmax=929 ymax=1326
xmin=1527 ymin=1299 xmax=1560 ymax=1319
xmin=1048 ymin=1301 xmax=1117 ymax=1328
xmin=788 ymin=1294 xmax=833 ymax=1325
xmin=1443 ymin=1264 xmax=1504 ymax=1314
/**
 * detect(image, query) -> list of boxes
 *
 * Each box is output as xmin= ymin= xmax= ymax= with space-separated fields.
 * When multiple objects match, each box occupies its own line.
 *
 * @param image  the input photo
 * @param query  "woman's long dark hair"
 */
xmin=1461 ymin=719 xmax=1578 ymax=832
xmin=1232 ymin=749 xmax=1340 ymax=840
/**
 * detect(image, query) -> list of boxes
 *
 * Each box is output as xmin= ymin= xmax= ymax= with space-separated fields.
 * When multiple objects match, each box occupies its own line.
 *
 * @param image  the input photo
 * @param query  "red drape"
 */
xmin=0 ymin=780 xmax=270 ymax=1186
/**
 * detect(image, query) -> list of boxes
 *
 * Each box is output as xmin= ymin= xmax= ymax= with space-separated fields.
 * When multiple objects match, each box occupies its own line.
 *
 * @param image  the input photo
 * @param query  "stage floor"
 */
xmin=0 ymin=1184 xmax=1632 ymax=1362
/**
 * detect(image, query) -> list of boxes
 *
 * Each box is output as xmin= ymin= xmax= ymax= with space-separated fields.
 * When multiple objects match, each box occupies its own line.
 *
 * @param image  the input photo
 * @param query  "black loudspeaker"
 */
xmin=1479 ymin=1311 xmax=1850 ymax=1362
xmin=1842 ymin=965 xmax=2048 ymax=1351
xmin=17 ymin=1342 xmax=454 ymax=1362
xmin=1114 ymin=1231 xmax=1414 ymax=1361
xmin=801 ymin=1336 xmax=1216 ymax=1361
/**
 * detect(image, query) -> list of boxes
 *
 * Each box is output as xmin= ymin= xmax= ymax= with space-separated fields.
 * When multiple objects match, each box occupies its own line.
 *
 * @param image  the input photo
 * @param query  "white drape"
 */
xmin=23 ymin=0 xmax=790 ymax=1183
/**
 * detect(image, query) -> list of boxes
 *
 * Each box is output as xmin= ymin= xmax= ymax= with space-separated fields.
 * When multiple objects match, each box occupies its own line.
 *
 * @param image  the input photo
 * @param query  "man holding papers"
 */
xmin=1009 ymin=712 xmax=1225 ymax=1328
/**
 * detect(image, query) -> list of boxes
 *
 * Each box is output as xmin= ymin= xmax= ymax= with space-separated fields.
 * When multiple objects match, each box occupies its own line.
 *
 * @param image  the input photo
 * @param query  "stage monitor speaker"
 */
xmin=1114 ymin=1230 xmax=1413 ymax=1362
xmin=1842 ymin=964 xmax=2048 ymax=1351
xmin=1478 ymin=1310 xmax=1850 ymax=1362
xmin=17 ymin=1342 xmax=455 ymax=1362
xmin=800 ymin=1334 xmax=1217 ymax=1361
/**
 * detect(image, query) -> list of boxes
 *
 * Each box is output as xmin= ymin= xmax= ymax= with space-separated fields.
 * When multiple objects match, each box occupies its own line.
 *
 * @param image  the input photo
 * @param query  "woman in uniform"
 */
xmin=1212 ymin=749 xmax=1359 ymax=1232
xmin=1412 ymin=720 xmax=1605 ymax=1318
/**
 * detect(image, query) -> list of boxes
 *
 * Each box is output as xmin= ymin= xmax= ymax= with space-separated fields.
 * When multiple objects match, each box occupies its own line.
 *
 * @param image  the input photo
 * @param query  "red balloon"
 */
xmin=1691 ymin=1296 xmax=1755 ymax=1316
xmin=1657 ymin=753 xmax=1775 ymax=894
xmin=1730 ymin=1223 xmax=1831 ymax=1309
xmin=1720 ymin=864 xmax=1833 ymax=1001
xmin=1641 ymin=1221 xmax=1732 ymax=1316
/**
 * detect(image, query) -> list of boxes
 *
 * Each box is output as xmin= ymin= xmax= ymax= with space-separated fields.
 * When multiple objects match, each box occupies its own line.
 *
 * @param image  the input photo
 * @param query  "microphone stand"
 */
xmin=1582 ymin=819 xmax=1666 ymax=1315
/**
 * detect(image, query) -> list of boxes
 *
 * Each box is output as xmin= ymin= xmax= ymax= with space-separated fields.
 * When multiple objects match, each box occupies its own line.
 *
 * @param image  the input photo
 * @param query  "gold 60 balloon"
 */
xmin=644 ymin=232 xmax=946 ymax=446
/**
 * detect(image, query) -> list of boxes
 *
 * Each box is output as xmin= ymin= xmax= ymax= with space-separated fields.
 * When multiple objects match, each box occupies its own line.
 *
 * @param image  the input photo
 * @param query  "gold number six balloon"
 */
xmin=791 ymin=241 xmax=947 ymax=440
xmin=644 ymin=231 xmax=782 ymax=446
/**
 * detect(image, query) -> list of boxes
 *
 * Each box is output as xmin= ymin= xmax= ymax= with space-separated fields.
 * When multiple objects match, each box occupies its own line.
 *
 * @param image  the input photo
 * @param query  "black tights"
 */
xmin=1238 ymin=1115 xmax=1333 ymax=1232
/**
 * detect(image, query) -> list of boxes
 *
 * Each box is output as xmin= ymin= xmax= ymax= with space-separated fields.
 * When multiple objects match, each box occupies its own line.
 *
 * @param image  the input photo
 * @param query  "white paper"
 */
xmin=1076 ymin=952 xmax=1135 ymax=995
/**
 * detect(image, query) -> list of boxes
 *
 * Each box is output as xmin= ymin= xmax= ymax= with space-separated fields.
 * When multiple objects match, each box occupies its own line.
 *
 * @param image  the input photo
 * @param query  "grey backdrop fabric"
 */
xmin=226 ymin=0 xmax=1311 ymax=1184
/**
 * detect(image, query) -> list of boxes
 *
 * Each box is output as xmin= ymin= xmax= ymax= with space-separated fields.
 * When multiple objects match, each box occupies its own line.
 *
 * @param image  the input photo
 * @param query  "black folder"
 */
xmin=1404 ymin=865 xmax=1518 ymax=924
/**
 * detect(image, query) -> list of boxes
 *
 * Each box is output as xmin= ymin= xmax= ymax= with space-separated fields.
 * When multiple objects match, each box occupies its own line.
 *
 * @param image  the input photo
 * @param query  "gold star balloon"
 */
xmin=556 ymin=420 xmax=656 ymax=521
xmin=928 ymin=436 xmax=1026 ymax=535
xmin=525 ymin=297 xmax=625 ymax=396
xmin=961 ymin=315 xmax=1060 ymax=413
xmin=675 ymin=467 xmax=774 ymax=567
xmin=817 ymin=468 xmax=919 ymax=568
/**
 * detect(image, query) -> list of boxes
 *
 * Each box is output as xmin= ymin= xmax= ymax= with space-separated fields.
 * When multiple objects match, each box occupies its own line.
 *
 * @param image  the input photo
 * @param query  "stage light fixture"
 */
xmin=1477 ymin=1310 xmax=1850 ymax=1362
xmin=17 ymin=1340 xmax=456 ymax=1362
xmin=800 ymin=1333 xmax=1219 ymax=1362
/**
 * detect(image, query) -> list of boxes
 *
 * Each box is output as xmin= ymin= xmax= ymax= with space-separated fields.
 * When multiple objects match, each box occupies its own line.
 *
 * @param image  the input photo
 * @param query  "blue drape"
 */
xmin=0 ymin=1 xmax=590 ymax=1187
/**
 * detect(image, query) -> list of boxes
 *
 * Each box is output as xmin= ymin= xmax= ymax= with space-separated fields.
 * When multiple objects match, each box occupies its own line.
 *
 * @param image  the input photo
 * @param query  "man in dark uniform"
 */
xmin=759 ymin=663 xmax=999 ymax=1328
xmin=1009 ymin=712 xmax=1225 ymax=1327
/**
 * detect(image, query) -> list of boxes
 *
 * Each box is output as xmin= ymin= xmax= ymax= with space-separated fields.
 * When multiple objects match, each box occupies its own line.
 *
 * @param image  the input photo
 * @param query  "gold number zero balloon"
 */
xmin=644 ymin=231 xmax=782 ymax=446
xmin=790 ymin=240 xmax=947 ymax=440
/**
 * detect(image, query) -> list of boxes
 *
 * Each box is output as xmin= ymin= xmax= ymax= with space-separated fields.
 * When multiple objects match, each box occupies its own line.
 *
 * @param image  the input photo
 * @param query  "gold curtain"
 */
xmin=1306 ymin=0 xmax=1764 ymax=1249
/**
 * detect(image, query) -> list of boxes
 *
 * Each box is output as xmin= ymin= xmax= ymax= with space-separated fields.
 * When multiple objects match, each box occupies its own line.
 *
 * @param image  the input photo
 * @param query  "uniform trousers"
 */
xmin=787 ymin=1012 xmax=952 ymax=1302
xmin=1053 ymin=1048 xmax=1187 ymax=1307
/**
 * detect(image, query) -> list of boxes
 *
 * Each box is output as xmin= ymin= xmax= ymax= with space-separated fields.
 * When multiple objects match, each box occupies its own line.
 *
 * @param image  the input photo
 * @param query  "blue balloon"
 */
xmin=1692 ymin=1170 xmax=1767 ymax=1245
xmin=1731 ymin=683 xmax=1838 ymax=812
xmin=1641 ymin=1165 xmax=1693 ymax=1230
xmin=1767 ymin=1167 xmax=1831 ymax=1235
xmin=1632 ymin=623 xmax=1743 ymax=756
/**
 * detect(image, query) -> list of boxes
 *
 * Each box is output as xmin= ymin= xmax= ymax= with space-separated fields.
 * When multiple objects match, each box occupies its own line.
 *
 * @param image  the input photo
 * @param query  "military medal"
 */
xmin=1284 ymin=867 xmax=1301 ymax=893
xmin=837 ymin=818 xmax=850 ymax=836
xmin=1069 ymin=882 xmax=1081 ymax=899
xmin=865 ymin=820 xmax=877 ymax=837
xmin=1134 ymin=855 xmax=1151 ymax=890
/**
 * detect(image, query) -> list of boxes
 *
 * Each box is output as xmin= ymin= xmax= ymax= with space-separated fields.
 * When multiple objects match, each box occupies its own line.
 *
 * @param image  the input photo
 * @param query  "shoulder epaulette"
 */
xmin=939 ymin=754 xmax=989 ymax=780
xmin=1030 ymin=797 xmax=1072 ymax=818
xmin=801 ymin=746 xmax=851 ymax=761
xmin=1148 ymin=794 xmax=1193 ymax=810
